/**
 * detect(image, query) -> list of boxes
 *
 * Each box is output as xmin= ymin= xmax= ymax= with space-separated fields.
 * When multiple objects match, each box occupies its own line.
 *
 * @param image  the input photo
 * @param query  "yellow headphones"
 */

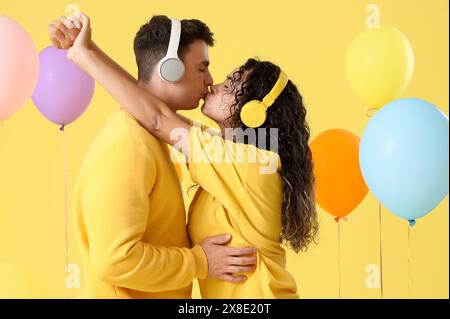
xmin=240 ymin=70 xmax=289 ymax=128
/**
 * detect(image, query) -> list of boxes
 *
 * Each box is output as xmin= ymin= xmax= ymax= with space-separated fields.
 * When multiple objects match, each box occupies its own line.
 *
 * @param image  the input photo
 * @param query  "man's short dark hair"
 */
xmin=133 ymin=15 xmax=214 ymax=83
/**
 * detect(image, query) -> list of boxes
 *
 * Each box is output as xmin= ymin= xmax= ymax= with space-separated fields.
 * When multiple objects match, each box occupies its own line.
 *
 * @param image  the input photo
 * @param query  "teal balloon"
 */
xmin=360 ymin=98 xmax=449 ymax=223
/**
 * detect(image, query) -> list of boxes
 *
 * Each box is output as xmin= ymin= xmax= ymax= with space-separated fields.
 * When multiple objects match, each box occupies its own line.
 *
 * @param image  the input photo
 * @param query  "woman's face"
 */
xmin=201 ymin=69 xmax=247 ymax=127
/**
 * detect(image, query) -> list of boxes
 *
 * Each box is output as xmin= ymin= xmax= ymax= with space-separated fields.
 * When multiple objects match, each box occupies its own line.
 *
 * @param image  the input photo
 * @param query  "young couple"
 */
xmin=49 ymin=12 xmax=318 ymax=299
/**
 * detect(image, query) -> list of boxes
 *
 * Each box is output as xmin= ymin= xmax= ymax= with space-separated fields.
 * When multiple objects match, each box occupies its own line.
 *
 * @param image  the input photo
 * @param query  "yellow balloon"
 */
xmin=345 ymin=26 xmax=414 ymax=109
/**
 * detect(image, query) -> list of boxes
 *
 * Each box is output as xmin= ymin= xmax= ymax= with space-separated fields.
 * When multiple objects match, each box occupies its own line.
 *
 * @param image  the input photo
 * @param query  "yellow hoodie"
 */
xmin=72 ymin=109 xmax=207 ymax=298
xmin=187 ymin=126 xmax=299 ymax=298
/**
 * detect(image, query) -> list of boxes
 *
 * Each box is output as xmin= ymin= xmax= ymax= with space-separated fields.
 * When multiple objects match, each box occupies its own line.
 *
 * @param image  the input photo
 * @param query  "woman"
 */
xmin=60 ymin=13 xmax=318 ymax=298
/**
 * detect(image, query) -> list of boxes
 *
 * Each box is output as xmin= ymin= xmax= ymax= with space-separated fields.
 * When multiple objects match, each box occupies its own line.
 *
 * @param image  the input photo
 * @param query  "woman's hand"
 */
xmin=68 ymin=13 xmax=93 ymax=54
xmin=66 ymin=13 xmax=93 ymax=62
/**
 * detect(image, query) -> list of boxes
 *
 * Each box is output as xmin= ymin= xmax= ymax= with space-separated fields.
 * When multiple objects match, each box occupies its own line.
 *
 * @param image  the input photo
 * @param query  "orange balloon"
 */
xmin=310 ymin=129 xmax=368 ymax=219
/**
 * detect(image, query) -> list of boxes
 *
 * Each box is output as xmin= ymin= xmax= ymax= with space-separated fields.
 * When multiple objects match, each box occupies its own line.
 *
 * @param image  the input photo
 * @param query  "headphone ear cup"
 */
xmin=240 ymin=101 xmax=267 ymax=128
xmin=158 ymin=57 xmax=185 ymax=82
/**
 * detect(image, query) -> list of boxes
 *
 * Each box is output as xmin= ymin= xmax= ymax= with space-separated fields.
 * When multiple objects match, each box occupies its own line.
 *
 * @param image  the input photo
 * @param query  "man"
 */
xmin=49 ymin=15 xmax=256 ymax=299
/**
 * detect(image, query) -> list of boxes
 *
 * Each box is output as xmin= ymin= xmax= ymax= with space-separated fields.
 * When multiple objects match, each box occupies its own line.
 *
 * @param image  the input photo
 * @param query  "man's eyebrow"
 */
xmin=199 ymin=60 xmax=210 ymax=67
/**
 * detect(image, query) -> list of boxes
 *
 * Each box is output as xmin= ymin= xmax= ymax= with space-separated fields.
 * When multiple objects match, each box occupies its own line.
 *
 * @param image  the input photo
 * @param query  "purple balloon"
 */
xmin=32 ymin=46 xmax=94 ymax=128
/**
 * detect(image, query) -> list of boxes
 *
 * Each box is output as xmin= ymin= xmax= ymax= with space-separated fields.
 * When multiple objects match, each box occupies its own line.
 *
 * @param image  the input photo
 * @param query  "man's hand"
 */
xmin=200 ymin=234 xmax=257 ymax=283
xmin=48 ymin=16 xmax=80 ymax=49
xmin=48 ymin=12 xmax=93 ymax=62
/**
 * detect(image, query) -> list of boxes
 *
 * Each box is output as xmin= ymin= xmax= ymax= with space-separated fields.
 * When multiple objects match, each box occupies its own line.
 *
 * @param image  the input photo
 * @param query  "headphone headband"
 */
xmin=166 ymin=19 xmax=181 ymax=58
xmin=239 ymin=69 xmax=289 ymax=128
xmin=260 ymin=71 xmax=288 ymax=109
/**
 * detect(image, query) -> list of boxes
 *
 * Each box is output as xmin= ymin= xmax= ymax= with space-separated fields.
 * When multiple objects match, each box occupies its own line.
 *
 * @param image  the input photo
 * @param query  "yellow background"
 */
xmin=0 ymin=0 xmax=448 ymax=298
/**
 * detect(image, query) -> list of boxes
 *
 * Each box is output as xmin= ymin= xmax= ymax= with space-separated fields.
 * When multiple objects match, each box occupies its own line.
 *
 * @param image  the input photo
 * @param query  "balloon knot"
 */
xmin=59 ymin=124 xmax=65 ymax=131
xmin=334 ymin=216 xmax=348 ymax=223
xmin=366 ymin=107 xmax=378 ymax=118
xmin=408 ymin=220 xmax=416 ymax=227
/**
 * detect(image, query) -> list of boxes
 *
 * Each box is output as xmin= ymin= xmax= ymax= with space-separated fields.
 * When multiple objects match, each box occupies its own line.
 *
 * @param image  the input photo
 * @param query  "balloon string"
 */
xmin=338 ymin=220 xmax=342 ymax=299
xmin=61 ymin=129 xmax=70 ymax=298
xmin=407 ymin=223 xmax=412 ymax=299
xmin=334 ymin=216 xmax=346 ymax=298
xmin=378 ymin=202 xmax=384 ymax=298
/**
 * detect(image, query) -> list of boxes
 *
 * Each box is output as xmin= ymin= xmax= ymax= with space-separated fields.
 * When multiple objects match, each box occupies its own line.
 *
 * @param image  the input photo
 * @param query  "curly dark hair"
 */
xmin=225 ymin=58 xmax=318 ymax=252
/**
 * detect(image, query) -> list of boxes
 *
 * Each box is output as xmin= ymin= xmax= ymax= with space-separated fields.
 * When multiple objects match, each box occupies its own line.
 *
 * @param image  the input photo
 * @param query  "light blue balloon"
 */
xmin=360 ymin=98 xmax=449 ymax=224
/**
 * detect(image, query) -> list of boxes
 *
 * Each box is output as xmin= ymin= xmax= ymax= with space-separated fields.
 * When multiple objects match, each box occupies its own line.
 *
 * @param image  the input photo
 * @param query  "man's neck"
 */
xmin=138 ymin=80 xmax=181 ymax=112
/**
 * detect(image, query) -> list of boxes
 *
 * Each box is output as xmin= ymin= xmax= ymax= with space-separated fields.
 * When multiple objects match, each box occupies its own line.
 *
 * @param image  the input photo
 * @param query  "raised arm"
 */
xmin=51 ymin=13 xmax=192 ymax=159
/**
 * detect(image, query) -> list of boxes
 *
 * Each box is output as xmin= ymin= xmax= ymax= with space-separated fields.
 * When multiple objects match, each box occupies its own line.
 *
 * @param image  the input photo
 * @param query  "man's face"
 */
xmin=147 ymin=40 xmax=213 ymax=111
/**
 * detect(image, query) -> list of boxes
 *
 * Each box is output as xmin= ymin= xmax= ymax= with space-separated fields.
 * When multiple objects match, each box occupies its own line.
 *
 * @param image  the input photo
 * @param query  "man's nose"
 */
xmin=205 ymin=70 xmax=214 ymax=86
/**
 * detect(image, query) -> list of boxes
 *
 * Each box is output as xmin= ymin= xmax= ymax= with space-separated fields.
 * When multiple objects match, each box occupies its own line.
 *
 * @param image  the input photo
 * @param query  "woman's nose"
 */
xmin=209 ymin=85 xmax=218 ymax=95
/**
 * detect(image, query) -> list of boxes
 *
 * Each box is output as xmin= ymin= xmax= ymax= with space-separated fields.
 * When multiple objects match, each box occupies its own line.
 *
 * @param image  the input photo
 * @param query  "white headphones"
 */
xmin=157 ymin=19 xmax=185 ymax=83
